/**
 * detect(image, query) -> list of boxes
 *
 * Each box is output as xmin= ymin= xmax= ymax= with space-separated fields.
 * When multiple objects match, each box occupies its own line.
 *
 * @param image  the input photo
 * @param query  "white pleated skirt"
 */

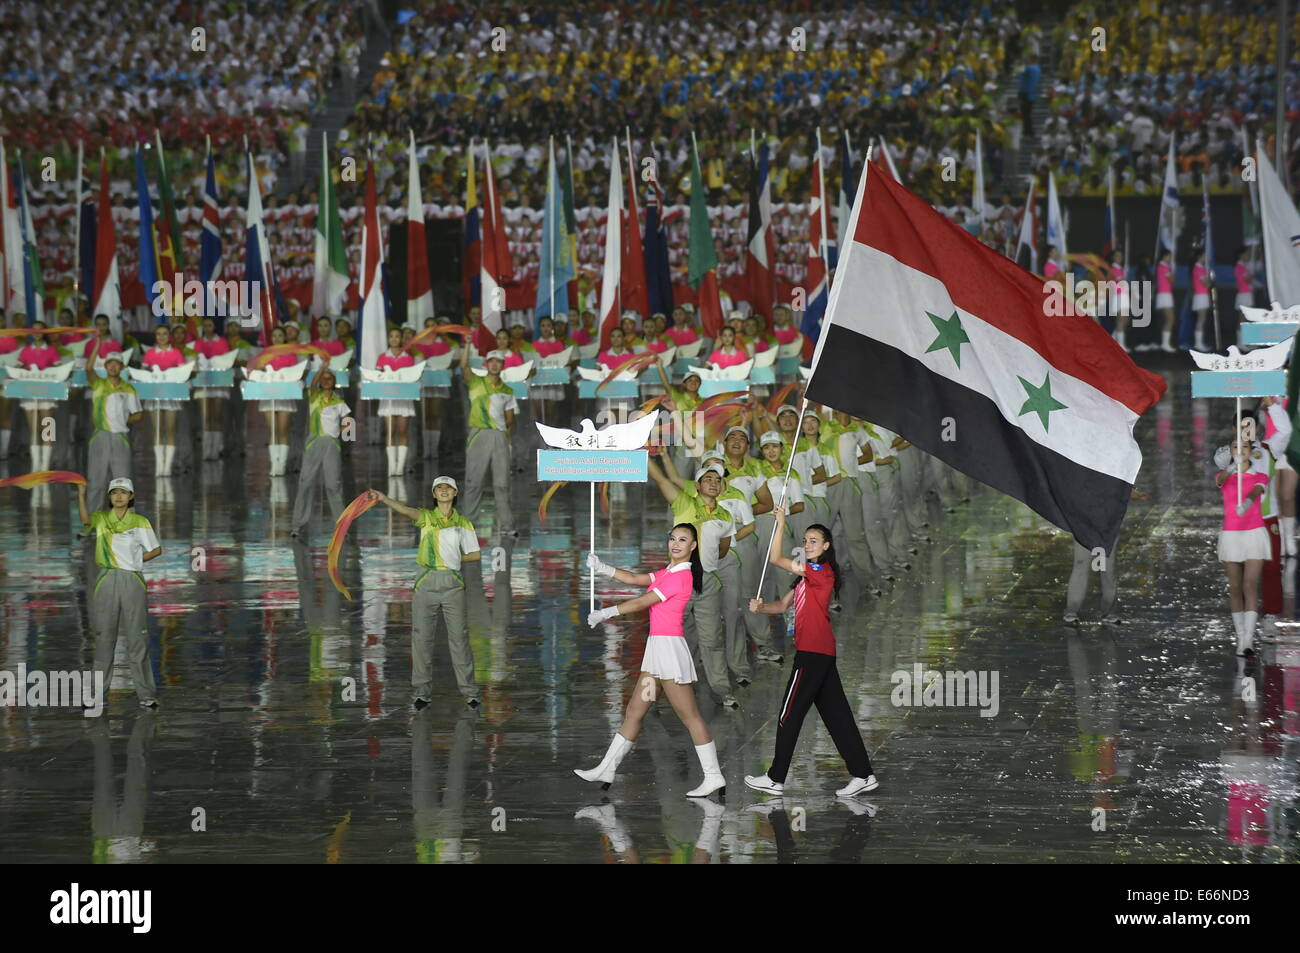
xmin=193 ymin=388 xmax=228 ymax=400
xmin=1192 ymin=292 xmax=1210 ymax=311
xmin=378 ymin=399 xmax=416 ymax=417
xmin=259 ymin=400 xmax=296 ymax=413
xmin=1218 ymin=527 xmax=1272 ymax=562
xmin=148 ymin=399 xmax=184 ymax=412
xmin=1236 ymin=291 xmax=1254 ymax=309
xmin=640 ymin=635 xmax=697 ymax=685
xmin=19 ymin=400 xmax=56 ymax=411
xmin=1156 ymin=292 xmax=1174 ymax=309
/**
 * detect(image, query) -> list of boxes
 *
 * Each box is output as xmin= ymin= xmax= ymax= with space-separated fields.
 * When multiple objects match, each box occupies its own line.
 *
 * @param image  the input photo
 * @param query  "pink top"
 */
xmin=0 ymin=336 xmax=17 ymax=355
xmin=666 ymin=326 xmax=698 ymax=346
xmin=84 ymin=337 xmax=122 ymax=361
xmin=1111 ymin=264 xmax=1126 ymax=281
xmin=773 ymin=326 xmax=800 ymax=345
xmin=570 ymin=327 xmax=593 ymax=346
xmin=317 ymin=338 xmax=346 ymax=357
xmin=598 ymin=348 xmax=633 ymax=369
xmin=143 ymin=346 xmax=184 ymax=370
xmin=1264 ymin=398 xmax=1288 ymax=442
xmin=644 ymin=335 xmax=671 ymax=354
xmin=194 ymin=337 xmax=231 ymax=358
xmin=265 ymin=353 xmax=298 ymax=371
xmin=18 ymin=344 xmax=60 ymax=369
xmin=647 ymin=563 xmax=694 ymax=637
xmin=708 ymin=348 xmax=749 ymax=369
xmin=1157 ymin=262 xmax=1173 ymax=294
xmin=751 ymin=337 xmax=770 ymax=353
xmin=533 ymin=338 xmax=566 ymax=358
xmin=376 ymin=351 xmax=415 ymax=371
xmin=502 ymin=350 xmax=524 ymax=368
xmin=1221 ymin=470 xmax=1269 ymax=531
xmin=1192 ymin=263 xmax=1209 ymax=295
xmin=1236 ymin=263 xmax=1251 ymax=294
xmin=1044 ymin=260 xmax=1061 ymax=278
xmin=412 ymin=338 xmax=449 ymax=358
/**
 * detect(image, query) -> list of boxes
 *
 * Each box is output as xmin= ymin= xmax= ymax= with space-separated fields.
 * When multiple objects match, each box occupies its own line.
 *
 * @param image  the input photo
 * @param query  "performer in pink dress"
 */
xmin=1156 ymin=250 xmax=1176 ymax=352
xmin=141 ymin=325 xmax=189 ymax=476
xmin=1191 ymin=251 xmax=1211 ymax=352
xmin=376 ymin=327 xmax=416 ymax=477
xmin=193 ymin=318 xmax=233 ymax=461
xmin=707 ymin=326 xmax=750 ymax=369
xmin=1216 ymin=440 xmax=1271 ymax=656
xmin=18 ymin=322 xmax=63 ymax=470
xmin=413 ymin=316 xmax=452 ymax=462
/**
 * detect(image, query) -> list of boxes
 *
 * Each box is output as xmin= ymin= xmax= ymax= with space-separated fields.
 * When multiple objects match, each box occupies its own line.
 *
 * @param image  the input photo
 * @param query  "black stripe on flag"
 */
xmin=806 ymin=324 xmax=1132 ymax=552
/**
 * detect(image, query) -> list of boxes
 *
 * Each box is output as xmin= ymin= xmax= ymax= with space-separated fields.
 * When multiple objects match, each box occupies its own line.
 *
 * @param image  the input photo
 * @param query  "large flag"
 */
xmin=620 ymin=131 xmax=649 ymax=320
xmin=477 ymin=140 xmax=509 ymax=354
xmin=535 ymin=138 xmax=576 ymax=326
xmin=0 ymin=140 xmax=21 ymax=312
xmin=199 ymin=137 xmax=224 ymax=322
xmin=154 ymin=131 xmax=184 ymax=324
xmin=1155 ymin=133 xmax=1179 ymax=256
xmin=134 ymin=147 xmax=164 ymax=320
xmin=1014 ymin=177 xmax=1038 ymax=273
xmin=805 ymin=161 xmax=1166 ymax=552
xmin=1045 ymin=170 xmax=1067 ymax=261
xmin=643 ymin=167 xmax=673 ymax=317
xmin=973 ymin=129 xmax=987 ymax=233
xmin=405 ymin=131 xmax=433 ymax=330
xmin=462 ymin=138 xmax=481 ymax=311
xmin=687 ymin=134 xmax=724 ymax=338
xmin=598 ymin=139 xmax=622 ymax=349
xmin=1257 ymin=145 xmax=1300 ymax=308
xmin=14 ymin=158 xmax=44 ymax=322
xmin=744 ymin=136 xmax=775 ymax=318
xmin=799 ymin=137 xmax=830 ymax=360
xmin=92 ymin=151 xmax=121 ymax=329
xmin=1102 ymin=165 xmax=1116 ymax=258
xmin=358 ymin=161 xmax=388 ymax=369
xmin=244 ymin=151 xmax=283 ymax=345
xmin=312 ymin=133 xmax=348 ymax=320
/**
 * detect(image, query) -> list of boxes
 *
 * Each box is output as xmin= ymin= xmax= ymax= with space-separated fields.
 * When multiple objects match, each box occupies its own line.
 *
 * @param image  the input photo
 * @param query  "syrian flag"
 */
xmin=805 ymin=161 xmax=1167 ymax=552
xmin=92 ymin=151 xmax=121 ymax=333
xmin=598 ymin=138 xmax=622 ymax=349
xmin=405 ymin=131 xmax=433 ymax=330
xmin=799 ymin=143 xmax=830 ymax=361
xmin=358 ymin=160 xmax=388 ymax=369
xmin=744 ymin=137 xmax=775 ymax=318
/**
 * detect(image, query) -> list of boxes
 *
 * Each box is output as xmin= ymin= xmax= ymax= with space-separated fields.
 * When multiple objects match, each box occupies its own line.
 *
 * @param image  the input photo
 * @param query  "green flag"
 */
xmin=313 ymin=132 xmax=350 ymax=318
xmin=687 ymin=141 xmax=717 ymax=287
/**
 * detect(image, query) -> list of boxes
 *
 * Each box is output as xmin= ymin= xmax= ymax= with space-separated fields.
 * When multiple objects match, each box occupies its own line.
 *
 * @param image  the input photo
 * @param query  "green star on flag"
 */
xmin=924 ymin=310 xmax=969 ymax=366
xmin=1017 ymin=373 xmax=1068 ymax=431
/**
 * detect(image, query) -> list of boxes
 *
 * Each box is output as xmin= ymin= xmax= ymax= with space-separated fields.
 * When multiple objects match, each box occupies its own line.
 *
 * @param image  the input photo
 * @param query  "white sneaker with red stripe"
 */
xmin=836 ymin=775 xmax=879 ymax=797
xmin=744 ymin=774 xmax=784 ymax=797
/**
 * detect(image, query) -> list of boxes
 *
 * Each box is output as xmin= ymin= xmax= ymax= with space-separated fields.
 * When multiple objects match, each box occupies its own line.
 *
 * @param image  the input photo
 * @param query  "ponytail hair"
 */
xmin=671 ymin=522 xmax=705 ymax=593
xmin=792 ymin=523 xmax=841 ymax=597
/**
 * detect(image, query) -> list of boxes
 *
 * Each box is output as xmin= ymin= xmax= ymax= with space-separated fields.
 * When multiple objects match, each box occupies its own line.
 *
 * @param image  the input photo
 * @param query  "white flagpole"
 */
xmin=816 ymin=128 xmax=829 ymax=287
xmin=74 ymin=140 xmax=83 ymax=305
xmin=590 ymin=482 xmax=596 ymax=612
xmin=548 ymin=137 xmax=556 ymax=326
xmin=755 ymin=395 xmax=811 ymax=601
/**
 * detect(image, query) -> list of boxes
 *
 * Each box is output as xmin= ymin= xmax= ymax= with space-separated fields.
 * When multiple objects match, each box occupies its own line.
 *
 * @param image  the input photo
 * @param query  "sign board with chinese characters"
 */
xmin=578 ymin=380 xmax=638 ymax=399
xmin=1240 ymin=323 xmax=1298 ymax=347
xmin=3 ymin=379 xmax=69 ymax=400
xmin=422 ymin=367 xmax=452 ymax=388
xmin=1190 ymin=370 xmax=1287 ymax=398
xmin=194 ymin=369 xmax=236 ymax=388
xmin=133 ymin=381 xmax=191 ymax=401
xmin=698 ymin=379 xmax=751 ymax=398
xmin=242 ymin=380 xmax=303 ymax=400
xmin=359 ymin=380 xmax=421 ymax=400
xmin=537 ymin=449 xmax=648 ymax=483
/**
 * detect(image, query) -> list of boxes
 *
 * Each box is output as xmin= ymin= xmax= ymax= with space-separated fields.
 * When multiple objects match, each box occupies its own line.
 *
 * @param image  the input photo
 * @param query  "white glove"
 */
xmin=587 ymin=552 xmax=616 ymax=578
xmin=587 ymin=606 xmax=619 ymax=627
xmin=1236 ymin=500 xmax=1251 ymax=517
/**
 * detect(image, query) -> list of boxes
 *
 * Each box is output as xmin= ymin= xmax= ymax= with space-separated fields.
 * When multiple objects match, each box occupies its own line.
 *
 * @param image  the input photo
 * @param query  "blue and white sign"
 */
xmin=3 ymin=379 xmax=69 ymax=400
xmin=537 ymin=449 xmax=648 ymax=483
xmin=578 ymin=380 xmax=638 ymax=399
xmin=194 ymin=369 xmax=236 ymax=388
xmin=134 ymin=381 xmax=191 ymax=401
xmin=1240 ymin=323 xmax=1298 ymax=347
xmin=1191 ymin=370 xmax=1287 ymax=398
xmin=242 ymin=380 xmax=303 ymax=400
xmin=360 ymin=380 xmax=421 ymax=401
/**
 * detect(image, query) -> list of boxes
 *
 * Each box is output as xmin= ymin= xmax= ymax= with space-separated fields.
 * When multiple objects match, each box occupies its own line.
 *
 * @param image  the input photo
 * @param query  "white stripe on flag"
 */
xmin=837 ymin=243 xmax=1143 ymax=483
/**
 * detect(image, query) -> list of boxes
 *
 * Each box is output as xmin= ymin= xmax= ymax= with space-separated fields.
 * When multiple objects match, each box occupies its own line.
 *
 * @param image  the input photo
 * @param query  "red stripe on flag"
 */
xmin=853 ymin=161 xmax=1165 ymax=415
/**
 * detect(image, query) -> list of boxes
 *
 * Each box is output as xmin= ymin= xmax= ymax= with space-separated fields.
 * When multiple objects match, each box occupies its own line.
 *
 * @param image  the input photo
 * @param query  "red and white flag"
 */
xmin=358 ymin=161 xmax=387 ymax=369
xmin=406 ymin=130 xmax=433 ymax=330
xmin=598 ymin=139 xmax=622 ymax=348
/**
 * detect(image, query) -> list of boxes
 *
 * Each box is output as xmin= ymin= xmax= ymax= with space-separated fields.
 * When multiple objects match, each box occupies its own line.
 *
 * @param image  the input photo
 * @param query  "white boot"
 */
xmin=574 ymin=733 xmax=634 ymax=789
xmin=686 ymin=741 xmax=726 ymax=798
xmin=163 ymin=444 xmax=175 ymax=476
xmin=1161 ymin=331 xmax=1175 ymax=353
xmin=1282 ymin=516 xmax=1296 ymax=557
xmin=214 ymin=431 xmax=224 ymax=456
xmin=397 ymin=444 xmax=409 ymax=474
xmin=1232 ymin=611 xmax=1244 ymax=643
xmin=385 ymin=445 xmax=397 ymax=476
xmin=691 ymin=798 xmax=725 ymax=854
xmin=574 ymin=804 xmax=633 ymax=853
xmin=0 ymin=429 xmax=10 ymax=457
xmin=1194 ymin=330 xmax=1206 ymax=352
xmin=1238 ymin=611 xmax=1257 ymax=656
xmin=154 ymin=445 xmax=165 ymax=476
xmin=269 ymin=444 xmax=285 ymax=476
xmin=41 ymin=443 xmax=54 ymax=470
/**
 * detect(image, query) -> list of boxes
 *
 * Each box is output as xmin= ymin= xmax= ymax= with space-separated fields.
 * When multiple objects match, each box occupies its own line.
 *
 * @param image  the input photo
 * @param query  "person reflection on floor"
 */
xmin=412 ymin=707 xmax=477 ymax=864
xmin=91 ymin=712 xmax=157 ymax=863
xmin=745 ymin=799 xmax=876 ymax=864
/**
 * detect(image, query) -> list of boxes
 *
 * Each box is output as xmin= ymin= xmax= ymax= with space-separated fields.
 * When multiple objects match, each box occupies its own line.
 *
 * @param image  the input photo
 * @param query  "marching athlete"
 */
xmin=290 ymin=369 xmax=350 ymax=539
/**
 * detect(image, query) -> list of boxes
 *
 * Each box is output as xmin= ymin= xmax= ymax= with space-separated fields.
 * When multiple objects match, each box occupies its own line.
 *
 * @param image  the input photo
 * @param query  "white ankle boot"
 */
xmin=164 ymin=444 xmax=176 ymax=475
xmin=1194 ymin=330 xmax=1206 ymax=352
xmin=396 ymin=444 xmax=409 ymax=474
xmin=269 ymin=444 xmax=286 ymax=476
xmin=574 ymin=733 xmax=634 ymax=789
xmin=686 ymin=741 xmax=726 ymax=798
xmin=1161 ymin=331 xmax=1175 ymax=353
xmin=1282 ymin=517 xmax=1296 ymax=556
xmin=691 ymin=797 xmax=725 ymax=854
xmin=574 ymin=804 xmax=633 ymax=853
xmin=1238 ymin=611 xmax=1256 ymax=656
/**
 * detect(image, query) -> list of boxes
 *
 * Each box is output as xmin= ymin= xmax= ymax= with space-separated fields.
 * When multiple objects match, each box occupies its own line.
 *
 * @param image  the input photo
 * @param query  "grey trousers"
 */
xmin=715 ymin=550 xmax=752 ymax=680
xmin=897 ymin=449 xmax=928 ymax=531
xmin=875 ymin=463 xmax=913 ymax=562
xmin=829 ymin=477 xmax=875 ymax=583
xmin=683 ymin=571 xmax=730 ymax=700
xmin=91 ymin=568 xmax=156 ymax=703
xmin=292 ymin=437 xmax=344 ymax=532
xmin=412 ymin=568 xmax=478 ymax=700
xmin=858 ymin=472 xmax=893 ymax=570
xmin=1066 ymin=543 xmax=1117 ymax=617
xmin=86 ymin=431 xmax=133 ymax=512
xmin=735 ymin=531 xmax=774 ymax=648
xmin=463 ymin=427 xmax=514 ymax=533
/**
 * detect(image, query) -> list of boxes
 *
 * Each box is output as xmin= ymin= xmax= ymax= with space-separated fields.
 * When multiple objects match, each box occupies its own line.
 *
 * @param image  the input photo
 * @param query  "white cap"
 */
xmin=694 ymin=463 xmax=724 ymax=481
xmin=728 ymin=310 xmax=744 ymax=321
xmin=724 ymin=425 xmax=749 ymax=442
xmin=775 ymin=404 xmax=799 ymax=419
xmin=484 ymin=350 xmax=507 ymax=362
xmin=107 ymin=477 xmax=134 ymax=494
xmin=701 ymin=445 xmax=726 ymax=465
xmin=432 ymin=476 xmax=458 ymax=492
xmin=760 ymin=430 xmax=783 ymax=447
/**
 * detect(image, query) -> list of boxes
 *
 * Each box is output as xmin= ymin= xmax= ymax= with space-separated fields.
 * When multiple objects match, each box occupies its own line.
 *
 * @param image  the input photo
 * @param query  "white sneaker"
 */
xmin=756 ymin=649 xmax=784 ymax=663
xmin=836 ymin=775 xmax=879 ymax=797
xmin=744 ymin=773 xmax=784 ymax=797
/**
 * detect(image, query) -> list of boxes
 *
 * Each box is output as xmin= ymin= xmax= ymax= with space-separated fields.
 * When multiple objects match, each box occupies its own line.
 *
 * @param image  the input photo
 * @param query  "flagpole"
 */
xmin=816 ymin=128 xmax=829 ymax=287
xmin=73 ymin=140 xmax=83 ymax=306
xmin=755 ymin=395 xmax=810 ymax=601
xmin=590 ymin=482 xmax=596 ymax=612
xmin=1204 ymin=173 xmax=1221 ymax=351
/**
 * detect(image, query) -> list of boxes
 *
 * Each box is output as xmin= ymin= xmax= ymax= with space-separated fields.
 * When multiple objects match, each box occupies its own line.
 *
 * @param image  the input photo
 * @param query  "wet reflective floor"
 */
xmin=1 ymin=366 xmax=1297 ymax=863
